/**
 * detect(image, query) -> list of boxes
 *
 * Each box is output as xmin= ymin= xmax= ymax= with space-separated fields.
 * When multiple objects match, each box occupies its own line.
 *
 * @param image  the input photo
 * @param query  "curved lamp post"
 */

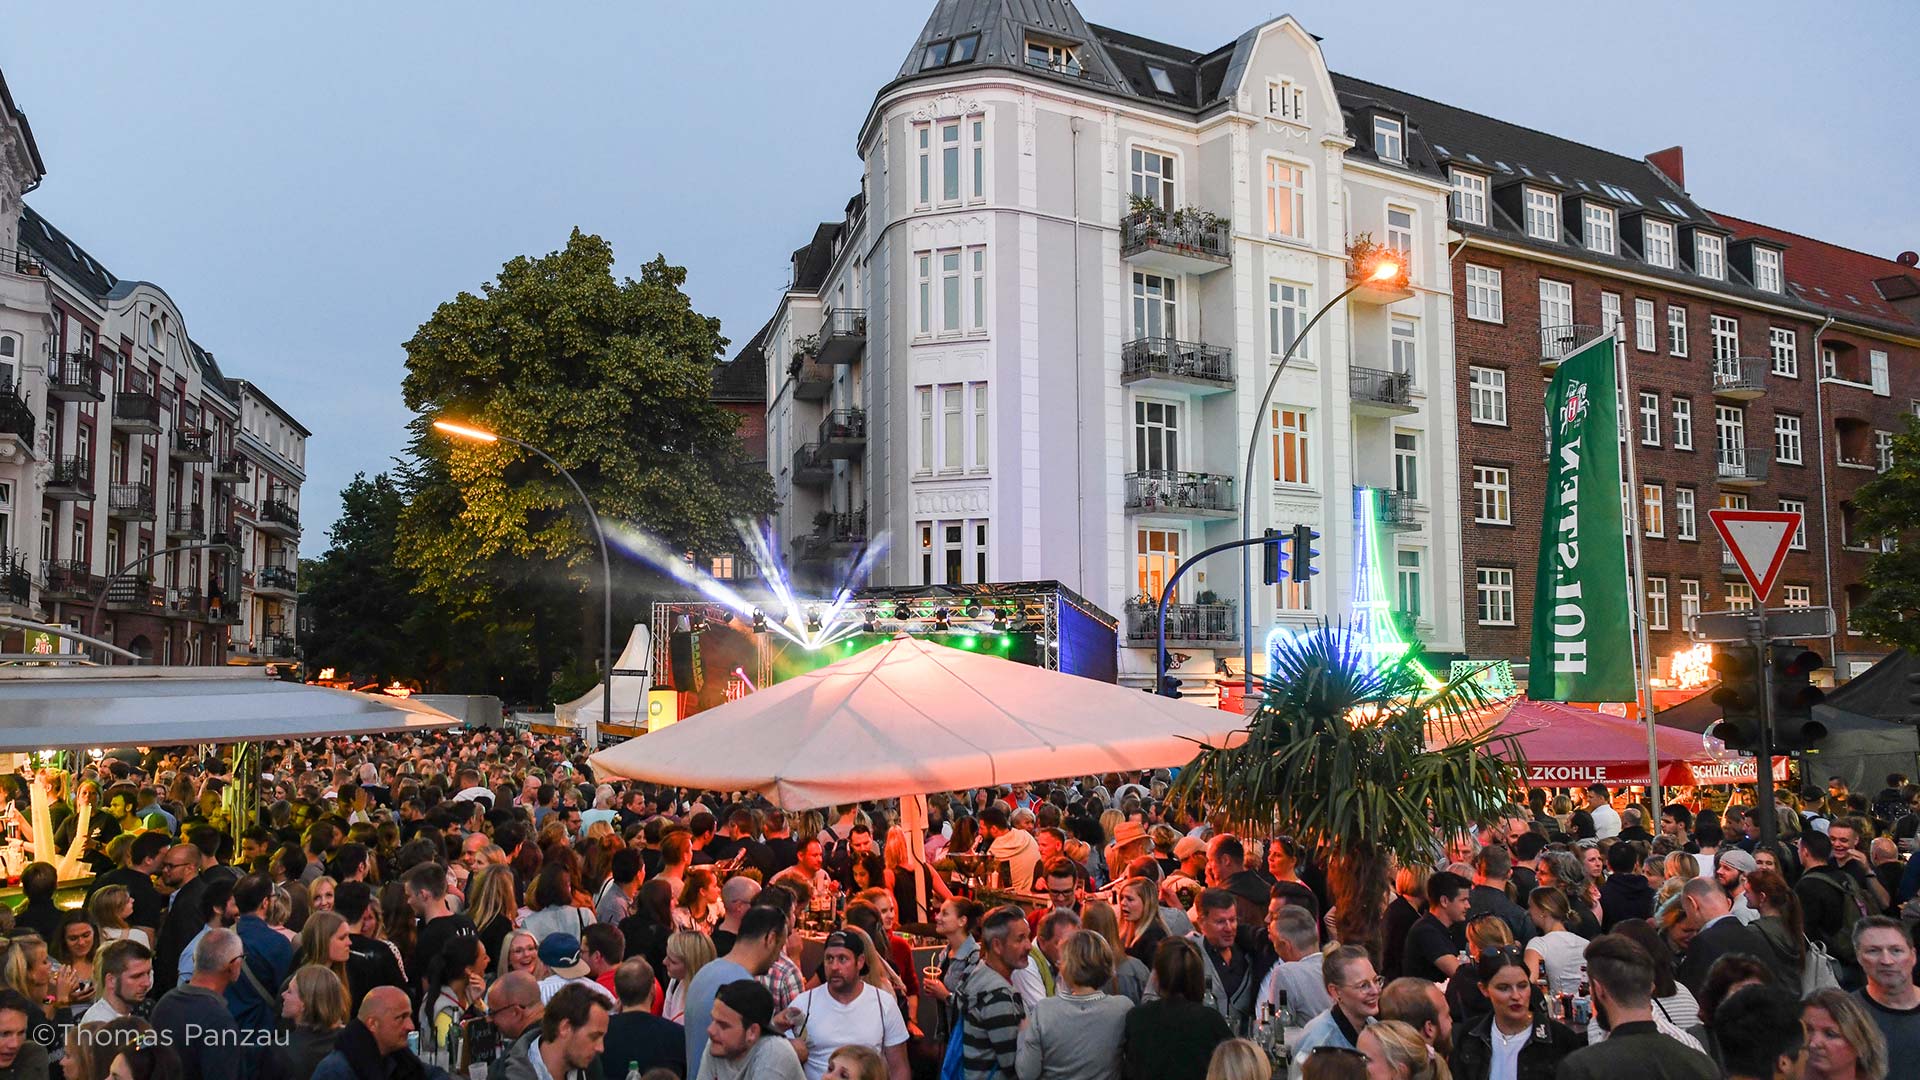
xmin=1239 ymin=257 xmax=1402 ymax=693
xmin=434 ymin=420 xmax=610 ymax=750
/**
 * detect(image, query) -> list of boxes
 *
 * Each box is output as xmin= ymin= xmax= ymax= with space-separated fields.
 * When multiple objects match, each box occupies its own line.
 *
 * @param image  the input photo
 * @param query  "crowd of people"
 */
xmin=0 ymin=732 xmax=1910 ymax=1080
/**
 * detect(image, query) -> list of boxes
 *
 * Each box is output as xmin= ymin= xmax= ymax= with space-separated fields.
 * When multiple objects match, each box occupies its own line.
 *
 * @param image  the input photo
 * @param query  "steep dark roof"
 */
xmin=0 ymin=71 xmax=46 ymax=183
xmin=190 ymin=340 xmax=241 ymax=406
xmin=790 ymin=223 xmax=841 ymax=293
xmin=1712 ymin=211 xmax=1920 ymax=337
xmin=1330 ymin=72 xmax=1822 ymax=313
xmin=712 ymin=317 xmax=771 ymax=404
xmin=1085 ymin=23 xmax=1228 ymax=111
xmin=19 ymin=205 xmax=116 ymax=296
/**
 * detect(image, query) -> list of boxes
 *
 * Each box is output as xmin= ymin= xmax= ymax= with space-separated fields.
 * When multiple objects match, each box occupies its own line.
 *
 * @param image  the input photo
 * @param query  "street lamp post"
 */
xmin=434 ymin=420 xmax=611 ymax=750
xmin=1240 ymin=259 xmax=1402 ymax=694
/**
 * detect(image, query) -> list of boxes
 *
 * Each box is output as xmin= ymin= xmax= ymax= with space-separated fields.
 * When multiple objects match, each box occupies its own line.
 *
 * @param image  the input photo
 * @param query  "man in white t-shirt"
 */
xmin=1584 ymin=784 xmax=1621 ymax=840
xmin=779 ymin=931 xmax=908 ymax=1080
xmin=80 ymin=939 xmax=153 ymax=1025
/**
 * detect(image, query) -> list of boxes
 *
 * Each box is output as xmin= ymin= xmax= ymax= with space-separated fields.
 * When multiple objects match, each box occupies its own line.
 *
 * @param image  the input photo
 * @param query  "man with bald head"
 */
xmin=312 ymin=986 xmax=432 ymax=1080
xmin=151 ymin=928 xmax=244 ymax=1080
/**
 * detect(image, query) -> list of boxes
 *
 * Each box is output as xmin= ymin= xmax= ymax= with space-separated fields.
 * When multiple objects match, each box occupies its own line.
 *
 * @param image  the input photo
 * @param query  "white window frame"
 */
xmin=1639 ymin=392 xmax=1660 ymax=446
xmin=1396 ymin=548 xmax=1425 ymax=621
xmin=1675 ymin=487 xmax=1697 ymax=541
xmin=1389 ymin=317 xmax=1418 ymax=385
xmin=1668 ymin=305 xmax=1688 ymax=357
xmin=1727 ymin=581 xmax=1755 ymax=611
xmin=1779 ymin=499 xmax=1807 ymax=550
xmin=1133 ymin=398 xmax=1182 ymax=475
xmin=1372 ymin=116 xmax=1404 ymax=163
xmin=916 ymin=381 xmax=990 ymax=477
xmin=1775 ymin=414 xmax=1803 ymax=465
xmin=1266 ymin=79 xmax=1304 ymax=122
xmin=1672 ymin=398 xmax=1693 ymax=450
xmin=916 ymin=245 xmax=987 ymax=338
xmin=1680 ymin=579 xmax=1702 ymax=626
xmin=1469 ymin=367 xmax=1508 ymax=426
xmin=1711 ymin=315 xmax=1739 ymax=368
xmin=1129 ymin=146 xmax=1176 ymax=212
xmin=1264 ymin=158 xmax=1307 ymax=241
xmin=968 ymin=115 xmax=986 ymax=203
xmin=1393 ymin=431 xmax=1419 ymax=500
xmin=1642 ymin=484 xmax=1664 ymax=537
xmin=1271 ymin=407 xmax=1312 ymax=488
xmin=1871 ymin=350 xmax=1891 ymax=395
xmin=1770 ymin=327 xmax=1798 ymax=378
xmin=1472 ymin=466 xmax=1511 ymax=525
xmin=1583 ymin=203 xmax=1617 ymax=254
xmin=1539 ymin=279 xmax=1574 ymax=331
xmin=1754 ymin=247 xmax=1782 ymax=293
xmin=1646 ymin=578 xmax=1669 ymax=630
xmin=1695 ymin=232 xmax=1726 ymax=280
xmin=1876 ymin=429 xmax=1895 ymax=473
xmin=1524 ymin=188 xmax=1560 ymax=242
xmin=1634 ymin=299 xmax=1656 ymax=352
xmin=939 ymin=119 xmax=963 ymax=204
xmin=1137 ymin=526 xmax=1185 ymax=602
xmin=1450 ymin=169 xmax=1487 ymax=226
xmin=1385 ymin=205 xmax=1415 ymax=271
xmin=1465 ymin=264 xmax=1503 ymax=323
xmin=1132 ymin=271 xmax=1179 ymax=341
xmin=1782 ymin=585 xmax=1811 ymax=609
xmin=1644 ymin=220 xmax=1675 ymax=268
xmin=1476 ymin=568 xmax=1515 ymax=626
xmin=1268 ymin=280 xmax=1311 ymax=361
xmin=1601 ymin=292 xmax=1623 ymax=336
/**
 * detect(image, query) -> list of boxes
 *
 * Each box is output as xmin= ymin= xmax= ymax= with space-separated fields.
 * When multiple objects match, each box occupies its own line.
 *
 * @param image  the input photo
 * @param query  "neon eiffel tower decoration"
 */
xmin=1352 ymin=487 xmax=1440 ymax=686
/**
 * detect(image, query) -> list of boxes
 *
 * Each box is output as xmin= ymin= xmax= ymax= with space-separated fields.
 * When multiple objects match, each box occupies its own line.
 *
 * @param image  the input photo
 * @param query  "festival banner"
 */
xmin=1528 ymin=334 xmax=1637 ymax=702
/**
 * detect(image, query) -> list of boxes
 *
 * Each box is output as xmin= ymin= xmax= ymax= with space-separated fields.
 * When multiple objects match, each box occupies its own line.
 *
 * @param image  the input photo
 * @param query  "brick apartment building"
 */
xmin=1333 ymin=78 xmax=1894 ymax=686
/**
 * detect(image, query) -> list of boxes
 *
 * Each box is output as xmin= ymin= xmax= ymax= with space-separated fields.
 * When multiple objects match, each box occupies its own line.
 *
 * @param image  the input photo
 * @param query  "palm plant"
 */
xmin=1172 ymin=623 xmax=1525 ymax=957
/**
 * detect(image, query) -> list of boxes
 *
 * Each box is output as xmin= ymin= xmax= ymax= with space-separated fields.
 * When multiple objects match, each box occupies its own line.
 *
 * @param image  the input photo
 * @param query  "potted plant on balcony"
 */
xmin=812 ymin=509 xmax=835 ymax=531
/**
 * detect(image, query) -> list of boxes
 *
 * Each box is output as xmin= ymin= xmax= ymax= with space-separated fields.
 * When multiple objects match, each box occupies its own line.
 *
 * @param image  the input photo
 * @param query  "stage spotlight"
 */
xmin=750 ymin=610 xmax=767 ymax=634
xmin=893 ymin=601 xmax=912 ymax=620
xmin=689 ymin=612 xmax=709 ymax=634
xmin=933 ymin=607 xmax=952 ymax=630
xmin=991 ymin=607 xmax=1009 ymax=630
xmin=805 ymin=608 xmax=823 ymax=634
xmin=862 ymin=608 xmax=880 ymax=633
xmin=964 ymin=599 xmax=983 ymax=619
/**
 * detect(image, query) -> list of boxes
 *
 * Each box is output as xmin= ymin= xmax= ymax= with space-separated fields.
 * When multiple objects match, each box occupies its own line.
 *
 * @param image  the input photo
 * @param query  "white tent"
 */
xmin=0 ymin=666 xmax=459 ymax=750
xmin=556 ymin=625 xmax=652 ymax=729
xmin=587 ymin=632 xmax=1246 ymax=809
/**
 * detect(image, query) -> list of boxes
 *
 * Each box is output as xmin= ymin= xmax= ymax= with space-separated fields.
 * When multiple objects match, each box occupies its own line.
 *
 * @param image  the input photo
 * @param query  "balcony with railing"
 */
xmin=796 ymin=508 xmax=869 ymax=566
xmin=0 ymin=387 xmax=33 ymax=451
xmin=104 ymin=577 xmax=159 ymax=613
xmin=41 ymin=560 xmax=92 ymax=600
xmin=45 ymin=457 xmax=93 ymax=501
xmin=258 ymin=499 xmax=301 ymax=537
xmin=1123 ymin=598 xmax=1239 ymax=648
xmin=1120 ymin=338 xmax=1234 ymax=395
xmin=1124 ymin=470 xmax=1236 ymax=519
xmin=164 ymin=586 xmax=204 ymax=618
xmin=792 ymin=442 xmax=831 ymax=487
xmin=111 ymin=392 xmax=162 ymax=434
xmin=108 ymin=483 xmax=156 ymax=521
xmin=255 ymin=563 xmax=299 ymax=597
xmin=1120 ymin=206 xmax=1232 ymax=275
xmin=166 ymin=506 xmax=206 ymax=541
xmin=0 ymin=550 xmax=29 ymax=607
xmin=48 ymin=354 xmax=105 ymax=402
xmin=788 ymin=353 xmax=834 ymax=402
xmin=1357 ymin=486 xmax=1418 ymax=529
xmin=1712 ymin=356 xmax=1767 ymax=400
xmin=1539 ymin=324 xmax=1604 ymax=369
xmin=817 ymin=308 xmax=868 ymax=365
xmin=1349 ymin=365 xmax=1417 ymax=417
xmin=819 ymin=409 xmax=867 ymax=459
xmin=171 ymin=428 xmax=213 ymax=462
xmin=211 ymin=452 xmax=250 ymax=484
xmin=263 ymin=634 xmax=300 ymax=660
xmin=1715 ymin=445 xmax=1770 ymax=486
xmin=10 ymin=249 xmax=45 ymax=277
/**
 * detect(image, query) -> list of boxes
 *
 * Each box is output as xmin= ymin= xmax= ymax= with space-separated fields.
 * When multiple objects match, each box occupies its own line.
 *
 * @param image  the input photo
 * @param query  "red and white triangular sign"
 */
xmin=1708 ymin=508 xmax=1801 ymax=602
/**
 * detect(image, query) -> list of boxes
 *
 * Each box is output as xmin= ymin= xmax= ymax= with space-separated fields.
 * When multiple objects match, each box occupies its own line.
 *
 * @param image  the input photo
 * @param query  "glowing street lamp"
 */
xmin=433 ymin=417 xmax=612 ymax=749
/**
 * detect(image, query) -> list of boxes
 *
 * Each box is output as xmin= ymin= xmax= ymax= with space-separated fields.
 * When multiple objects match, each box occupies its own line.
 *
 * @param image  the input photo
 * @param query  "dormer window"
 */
xmin=1644 ymin=220 xmax=1675 ymax=268
xmin=1524 ymin=188 xmax=1559 ymax=242
xmin=1026 ymin=37 xmax=1081 ymax=76
xmin=1267 ymin=79 xmax=1304 ymax=121
xmin=1373 ymin=116 xmax=1404 ymax=163
xmin=1695 ymin=233 xmax=1725 ymax=280
xmin=1582 ymin=204 xmax=1616 ymax=255
xmin=923 ymin=34 xmax=978 ymax=68
xmin=1754 ymin=247 xmax=1782 ymax=293
xmin=1449 ymin=170 xmax=1487 ymax=226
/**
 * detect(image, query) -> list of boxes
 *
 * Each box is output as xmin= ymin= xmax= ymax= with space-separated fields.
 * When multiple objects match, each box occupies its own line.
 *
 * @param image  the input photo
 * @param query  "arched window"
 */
xmin=0 ymin=336 xmax=15 ymax=391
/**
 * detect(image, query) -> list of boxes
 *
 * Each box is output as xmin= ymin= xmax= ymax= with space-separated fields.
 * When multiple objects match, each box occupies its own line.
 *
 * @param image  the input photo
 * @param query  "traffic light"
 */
xmin=1158 ymin=674 xmax=1183 ymax=698
xmin=1260 ymin=528 xmax=1285 ymax=586
xmin=1708 ymin=643 xmax=1763 ymax=751
xmin=1289 ymin=524 xmax=1321 ymax=584
xmin=1770 ymin=643 xmax=1829 ymax=751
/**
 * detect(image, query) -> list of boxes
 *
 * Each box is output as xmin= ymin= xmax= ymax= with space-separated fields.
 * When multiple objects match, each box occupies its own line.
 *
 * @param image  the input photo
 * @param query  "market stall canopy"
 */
xmin=0 ymin=666 xmax=460 ymax=751
xmin=1441 ymin=699 xmax=1732 ymax=787
xmin=588 ymin=632 xmax=1245 ymax=808
xmin=557 ymin=625 xmax=652 ymax=728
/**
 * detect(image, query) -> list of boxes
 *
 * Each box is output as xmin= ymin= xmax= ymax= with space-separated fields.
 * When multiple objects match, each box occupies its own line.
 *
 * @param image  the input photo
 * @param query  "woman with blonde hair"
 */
xmin=1014 ymin=929 xmax=1129 ymax=1079
xmin=295 ymin=910 xmax=354 ymax=1002
xmin=661 ymin=930 xmax=715 ymax=1025
xmin=883 ymin=824 xmax=951 ymax=921
xmin=1114 ymin=876 xmax=1168 ymax=967
xmin=1079 ymin=900 xmax=1147 ymax=1003
xmin=1801 ymin=988 xmax=1888 ymax=1080
xmin=466 ymin=864 xmax=519 ymax=966
xmin=1523 ymin=888 xmax=1586 ymax=996
xmin=1204 ymin=1038 xmax=1272 ymax=1080
xmin=1358 ymin=1019 xmax=1449 ymax=1080
xmin=88 ymin=885 xmax=150 ymax=949
xmin=826 ymin=1044 xmax=887 ymax=1080
xmin=497 ymin=929 xmax=546 ymax=982
xmin=275 ymin=964 xmax=349 ymax=1079
xmin=267 ymin=885 xmax=299 ymax=943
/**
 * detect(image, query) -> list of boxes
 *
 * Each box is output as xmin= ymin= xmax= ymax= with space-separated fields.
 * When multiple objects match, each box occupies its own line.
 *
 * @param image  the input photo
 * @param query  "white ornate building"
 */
xmin=758 ymin=0 xmax=1465 ymax=690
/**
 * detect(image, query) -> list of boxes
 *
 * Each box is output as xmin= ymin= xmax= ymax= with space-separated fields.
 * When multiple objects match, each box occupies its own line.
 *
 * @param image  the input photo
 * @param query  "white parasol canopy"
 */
xmin=0 ymin=666 xmax=459 ymax=751
xmin=587 ymin=632 xmax=1245 ymax=809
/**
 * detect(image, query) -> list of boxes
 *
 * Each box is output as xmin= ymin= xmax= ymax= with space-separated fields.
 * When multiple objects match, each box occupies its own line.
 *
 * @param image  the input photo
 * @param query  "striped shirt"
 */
xmin=959 ymin=961 xmax=1025 ymax=1080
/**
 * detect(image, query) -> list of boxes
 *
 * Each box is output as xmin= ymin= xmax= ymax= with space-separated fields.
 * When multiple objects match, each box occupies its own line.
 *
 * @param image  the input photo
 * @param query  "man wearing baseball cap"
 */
xmin=1173 ymin=836 xmax=1208 ymax=883
xmin=1715 ymin=848 xmax=1762 ymax=925
xmin=536 ymin=934 xmax=615 ymax=1005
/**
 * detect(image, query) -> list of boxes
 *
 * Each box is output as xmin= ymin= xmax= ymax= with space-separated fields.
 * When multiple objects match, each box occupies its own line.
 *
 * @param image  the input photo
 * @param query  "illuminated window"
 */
xmin=1271 ymin=408 xmax=1311 ymax=486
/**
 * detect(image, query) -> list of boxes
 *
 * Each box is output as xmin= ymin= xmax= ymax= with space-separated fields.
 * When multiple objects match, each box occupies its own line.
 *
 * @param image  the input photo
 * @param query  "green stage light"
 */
xmin=999 ymin=634 xmax=1012 ymax=648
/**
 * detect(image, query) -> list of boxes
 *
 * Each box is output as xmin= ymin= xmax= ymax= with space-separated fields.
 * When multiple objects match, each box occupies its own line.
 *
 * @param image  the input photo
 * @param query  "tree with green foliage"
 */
xmin=1851 ymin=416 xmax=1920 ymax=650
xmin=395 ymin=230 xmax=772 ymax=693
xmin=1172 ymin=626 xmax=1525 ymax=957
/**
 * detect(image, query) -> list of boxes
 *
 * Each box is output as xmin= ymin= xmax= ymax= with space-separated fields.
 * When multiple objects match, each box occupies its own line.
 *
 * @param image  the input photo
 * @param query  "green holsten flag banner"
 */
xmin=1529 ymin=334 xmax=1637 ymax=702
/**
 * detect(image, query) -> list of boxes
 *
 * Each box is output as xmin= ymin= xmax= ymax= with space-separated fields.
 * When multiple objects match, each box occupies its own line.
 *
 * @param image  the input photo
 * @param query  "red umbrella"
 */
xmin=1437 ymin=699 xmax=1730 ymax=787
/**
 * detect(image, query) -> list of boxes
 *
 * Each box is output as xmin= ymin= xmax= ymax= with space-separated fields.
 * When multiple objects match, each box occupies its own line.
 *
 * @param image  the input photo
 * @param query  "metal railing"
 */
xmin=48 ymin=456 xmax=92 ymax=489
xmin=1124 ymin=601 xmax=1237 ymax=644
xmin=42 ymin=559 xmax=91 ymax=596
xmin=172 ymin=428 xmax=214 ymax=458
xmin=1121 ymin=338 xmax=1233 ymax=385
xmin=820 ymin=307 xmax=867 ymax=341
xmin=11 ymin=250 xmax=44 ymax=276
xmin=258 ymin=564 xmax=298 ymax=592
xmin=262 ymin=499 xmax=301 ymax=530
xmin=0 ymin=388 xmax=32 ymax=442
xmin=1121 ymin=207 xmax=1231 ymax=262
xmin=1349 ymin=365 xmax=1413 ymax=407
xmin=1715 ymin=446 xmax=1771 ymax=483
xmin=167 ymin=506 xmax=205 ymax=536
xmin=1539 ymin=324 xmax=1604 ymax=365
xmin=1124 ymin=470 xmax=1235 ymax=514
xmin=812 ymin=508 xmax=869 ymax=544
xmin=264 ymin=634 xmax=299 ymax=660
xmin=109 ymin=483 xmax=155 ymax=517
xmin=0 ymin=549 xmax=28 ymax=604
xmin=819 ymin=408 xmax=867 ymax=444
xmin=49 ymin=354 xmax=103 ymax=397
xmin=113 ymin=392 xmax=161 ymax=426
xmin=1360 ymin=486 xmax=1417 ymax=526
xmin=1712 ymin=357 xmax=1766 ymax=395
xmin=1022 ymin=57 xmax=1109 ymax=85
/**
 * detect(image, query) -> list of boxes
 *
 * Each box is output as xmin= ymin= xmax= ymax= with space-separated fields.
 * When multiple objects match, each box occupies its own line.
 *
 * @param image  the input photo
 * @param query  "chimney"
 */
xmin=1646 ymin=146 xmax=1685 ymax=192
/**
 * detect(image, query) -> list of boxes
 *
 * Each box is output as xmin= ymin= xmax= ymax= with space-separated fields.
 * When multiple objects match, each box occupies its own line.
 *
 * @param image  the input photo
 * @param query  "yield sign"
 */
xmin=1708 ymin=509 xmax=1801 ymax=602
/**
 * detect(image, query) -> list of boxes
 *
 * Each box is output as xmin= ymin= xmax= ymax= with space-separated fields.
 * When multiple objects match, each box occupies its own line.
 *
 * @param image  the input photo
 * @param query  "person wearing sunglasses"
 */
xmin=1294 ymin=946 xmax=1380 ymax=1054
xmin=1448 ymin=946 xmax=1582 ymax=1080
